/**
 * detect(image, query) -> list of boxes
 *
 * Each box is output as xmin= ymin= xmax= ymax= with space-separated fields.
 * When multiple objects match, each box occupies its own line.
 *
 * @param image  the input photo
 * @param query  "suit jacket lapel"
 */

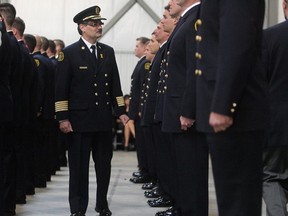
xmin=78 ymin=39 xmax=97 ymax=71
xmin=96 ymin=43 xmax=104 ymax=72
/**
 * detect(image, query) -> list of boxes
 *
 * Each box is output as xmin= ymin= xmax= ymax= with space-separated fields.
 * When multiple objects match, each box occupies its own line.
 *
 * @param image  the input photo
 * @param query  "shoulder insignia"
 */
xmin=34 ymin=59 xmax=40 ymax=67
xmin=144 ymin=62 xmax=150 ymax=70
xmin=194 ymin=19 xmax=202 ymax=31
xmin=100 ymin=53 xmax=104 ymax=59
xmin=58 ymin=52 xmax=65 ymax=62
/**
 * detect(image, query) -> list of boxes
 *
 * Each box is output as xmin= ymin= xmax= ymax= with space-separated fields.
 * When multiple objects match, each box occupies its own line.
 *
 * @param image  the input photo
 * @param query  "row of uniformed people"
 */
xmin=0 ymin=3 xmax=67 ymax=216
xmin=129 ymin=1 xmax=278 ymax=216
xmin=127 ymin=1 xmax=206 ymax=216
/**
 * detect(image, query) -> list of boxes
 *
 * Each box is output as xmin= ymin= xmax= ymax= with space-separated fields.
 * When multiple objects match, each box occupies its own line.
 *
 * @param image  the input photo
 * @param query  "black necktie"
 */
xmin=90 ymin=45 xmax=97 ymax=65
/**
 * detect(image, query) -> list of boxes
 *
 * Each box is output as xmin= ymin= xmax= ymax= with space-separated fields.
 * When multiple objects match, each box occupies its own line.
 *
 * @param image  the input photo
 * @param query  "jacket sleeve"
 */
xmin=54 ymin=50 xmax=71 ymax=121
xmin=211 ymin=0 xmax=265 ymax=116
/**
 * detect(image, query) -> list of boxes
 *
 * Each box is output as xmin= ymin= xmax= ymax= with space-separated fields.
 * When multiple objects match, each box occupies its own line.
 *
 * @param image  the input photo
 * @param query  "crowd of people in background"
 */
xmin=0 ymin=3 xmax=67 ymax=216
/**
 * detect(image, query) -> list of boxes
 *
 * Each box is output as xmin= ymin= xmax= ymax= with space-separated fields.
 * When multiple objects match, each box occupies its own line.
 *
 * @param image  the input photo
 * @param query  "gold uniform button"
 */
xmin=95 ymin=93 xmax=98 ymax=96
xmin=105 ymin=83 xmax=108 ymax=86
xmin=95 ymin=102 xmax=99 ymax=105
xmin=195 ymin=35 xmax=202 ymax=42
xmin=105 ymin=74 xmax=108 ymax=77
xmin=195 ymin=69 xmax=202 ymax=76
xmin=230 ymin=108 xmax=235 ymax=113
xmin=164 ymin=86 xmax=167 ymax=90
xmin=94 ymin=83 xmax=97 ymax=87
xmin=107 ymin=102 xmax=110 ymax=105
xmin=195 ymin=52 xmax=202 ymax=59
xmin=232 ymin=103 xmax=237 ymax=107
xmin=167 ymin=51 xmax=170 ymax=55
xmin=165 ymin=74 xmax=168 ymax=78
xmin=106 ymin=92 xmax=109 ymax=95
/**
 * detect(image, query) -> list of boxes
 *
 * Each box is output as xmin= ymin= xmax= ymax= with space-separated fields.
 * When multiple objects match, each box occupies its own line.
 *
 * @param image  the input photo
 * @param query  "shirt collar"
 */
xmin=181 ymin=2 xmax=200 ymax=17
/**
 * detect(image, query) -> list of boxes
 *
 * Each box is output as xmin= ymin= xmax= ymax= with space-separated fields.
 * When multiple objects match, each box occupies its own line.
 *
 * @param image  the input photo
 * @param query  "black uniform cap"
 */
xmin=73 ymin=5 xmax=107 ymax=24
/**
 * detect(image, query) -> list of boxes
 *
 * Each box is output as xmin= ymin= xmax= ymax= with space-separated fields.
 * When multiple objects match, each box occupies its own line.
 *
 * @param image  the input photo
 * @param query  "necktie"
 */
xmin=90 ymin=45 xmax=97 ymax=65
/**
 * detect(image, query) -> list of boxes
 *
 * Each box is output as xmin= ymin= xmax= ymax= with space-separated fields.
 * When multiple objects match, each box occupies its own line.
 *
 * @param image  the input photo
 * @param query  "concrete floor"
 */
xmin=15 ymin=151 xmax=266 ymax=216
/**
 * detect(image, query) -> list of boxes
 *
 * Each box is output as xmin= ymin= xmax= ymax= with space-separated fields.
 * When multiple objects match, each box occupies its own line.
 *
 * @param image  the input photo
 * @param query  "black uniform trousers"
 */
xmin=153 ymin=123 xmax=176 ymax=201
xmin=168 ymin=130 xmax=208 ymax=216
xmin=67 ymin=131 xmax=113 ymax=214
xmin=207 ymin=131 xmax=265 ymax=216
xmin=2 ymin=124 xmax=18 ymax=213
xmin=134 ymin=120 xmax=148 ymax=174
xmin=142 ymin=125 xmax=157 ymax=181
xmin=263 ymin=146 xmax=288 ymax=216
xmin=0 ymin=127 xmax=5 ymax=215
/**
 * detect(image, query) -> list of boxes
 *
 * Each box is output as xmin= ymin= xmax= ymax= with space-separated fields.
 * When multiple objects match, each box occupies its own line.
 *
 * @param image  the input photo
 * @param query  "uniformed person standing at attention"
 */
xmin=0 ymin=15 xmax=13 ymax=216
xmin=262 ymin=1 xmax=288 ymax=215
xmin=181 ymin=1 xmax=268 ymax=216
xmin=55 ymin=5 xmax=129 ymax=216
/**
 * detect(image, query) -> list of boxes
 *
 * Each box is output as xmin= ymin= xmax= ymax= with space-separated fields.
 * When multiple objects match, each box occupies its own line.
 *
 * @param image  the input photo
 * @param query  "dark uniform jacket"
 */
xmin=0 ymin=21 xmax=13 ymax=125
xmin=194 ymin=0 xmax=268 ymax=133
xmin=55 ymin=38 xmax=125 ymax=132
xmin=162 ymin=4 xmax=200 ymax=133
xmin=142 ymin=43 xmax=167 ymax=125
xmin=128 ymin=57 xmax=150 ymax=121
xmin=7 ymin=31 xmax=23 ymax=125
xmin=19 ymin=40 xmax=38 ymax=127
xmin=262 ymin=20 xmax=288 ymax=147
xmin=33 ymin=51 xmax=55 ymax=120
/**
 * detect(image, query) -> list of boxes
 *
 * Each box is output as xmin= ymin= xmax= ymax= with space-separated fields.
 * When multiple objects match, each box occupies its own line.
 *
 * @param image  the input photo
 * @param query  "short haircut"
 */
xmin=136 ymin=37 xmax=150 ymax=46
xmin=41 ymin=36 xmax=49 ymax=51
xmin=54 ymin=39 xmax=65 ymax=50
xmin=24 ymin=34 xmax=36 ymax=53
xmin=0 ymin=3 xmax=16 ymax=17
xmin=12 ymin=17 xmax=25 ymax=36
xmin=0 ymin=7 xmax=14 ymax=26
xmin=48 ymin=39 xmax=56 ymax=54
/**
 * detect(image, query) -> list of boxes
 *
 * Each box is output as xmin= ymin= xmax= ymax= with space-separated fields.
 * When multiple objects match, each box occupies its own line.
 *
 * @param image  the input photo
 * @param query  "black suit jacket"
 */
xmin=128 ymin=57 xmax=150 ymax=121
xmin=7 ymin=31 xmax=23 ymax=125
xmin=142 ymin=43 xmax=167 ymax=125
xmin=162 ymin=5 xmax=200 ymax=133
xmin=195 ymin=0 xmax=269 ymax=133
xmin=262 ymin=20 xmax=288 ymax=147
xmin=33 ymin=51 xmax=55 ymax=120
xmin=0 ymin=22 xmax=13 ymax=125
xmin=55 ymin=38 xmax=125 ymax=132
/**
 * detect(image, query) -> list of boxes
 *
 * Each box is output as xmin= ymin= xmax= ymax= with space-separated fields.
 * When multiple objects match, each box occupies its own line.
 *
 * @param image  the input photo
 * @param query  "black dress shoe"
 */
xmin=97 ymin=208 xmax=112 ymax=216
xmin=142 ymin=181 xmax=157 ymax=190
xmin=132 ymin=171 xmax=142 ymax=177
xmin=130 ymin=175 xmax=150 ymax=183
xmin=144 ymin=187 xmax=163 ymax=198
xmin=70 ymin=212 xmax=85 ymax=216
xmin=148 ymin=196 xmax=173 ymax=207
xmin=155 ymin=207 xmax=181 ymax=216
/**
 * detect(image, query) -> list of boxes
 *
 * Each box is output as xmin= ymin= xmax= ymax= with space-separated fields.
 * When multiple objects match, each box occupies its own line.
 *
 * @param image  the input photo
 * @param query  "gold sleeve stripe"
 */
xmin=116 ymin=96 xmax=125 ymax=107
xmin=55 ymin=101 xmax=69 ymax=112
